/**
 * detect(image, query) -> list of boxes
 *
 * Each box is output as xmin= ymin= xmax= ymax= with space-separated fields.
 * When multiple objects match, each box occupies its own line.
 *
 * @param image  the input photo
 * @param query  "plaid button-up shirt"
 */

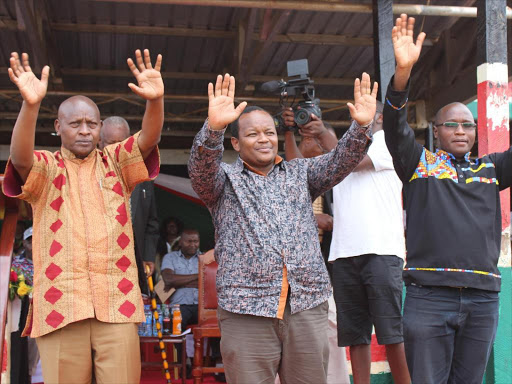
xmin=189 ymin=120 xmax=370 ymax=318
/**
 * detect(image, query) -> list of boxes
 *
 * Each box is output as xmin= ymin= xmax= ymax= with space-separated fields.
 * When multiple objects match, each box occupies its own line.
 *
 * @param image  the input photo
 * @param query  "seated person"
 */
xmin=155 ymin=216 xmax=184 ymax=281
xmin=161 ymin=229 xmax=200 ymax=330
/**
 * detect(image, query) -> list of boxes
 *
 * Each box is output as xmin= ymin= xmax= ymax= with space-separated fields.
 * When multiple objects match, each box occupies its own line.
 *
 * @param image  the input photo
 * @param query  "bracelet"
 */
xmin=386 ymin=97 xmax=408 ymax=110
xmin=360 ymin=119 xmax=374 ymax=128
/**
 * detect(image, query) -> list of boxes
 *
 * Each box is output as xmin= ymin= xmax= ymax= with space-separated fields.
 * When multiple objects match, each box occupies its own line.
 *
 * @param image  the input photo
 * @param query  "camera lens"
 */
xmin=295 ymin=109 xmax=311 ymax=125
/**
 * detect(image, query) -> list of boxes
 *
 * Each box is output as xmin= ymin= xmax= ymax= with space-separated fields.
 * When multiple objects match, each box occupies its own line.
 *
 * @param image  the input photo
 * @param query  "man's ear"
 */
xmin=231 ymin=137 xmax=240 ymax=152
xmin=54 ymin=119 xmax=61 ymax=136
xmin=433 ymin=125 xmax=438 ymax=139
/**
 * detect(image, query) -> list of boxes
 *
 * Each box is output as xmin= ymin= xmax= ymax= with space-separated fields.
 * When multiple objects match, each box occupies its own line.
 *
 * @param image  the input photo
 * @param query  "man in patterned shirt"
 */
xmin=3 ymin=49 xmax=163 ymax=383
xmin=189 ymin=73 xmax=376 ymax=383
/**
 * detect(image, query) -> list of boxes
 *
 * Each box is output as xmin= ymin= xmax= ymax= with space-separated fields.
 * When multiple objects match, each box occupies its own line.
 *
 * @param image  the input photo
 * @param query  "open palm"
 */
xmin=392 ymin=14 xmax=426 ymax=69
xmin=347 ymin=73 xmax=378 ymax=126
xmin=8 ymin=52 xmax=49 ymax=105
xmin=127 ymin=49 xmax=164 ymax=100
xmin=208 ymin=74 xmax=247 ymax=130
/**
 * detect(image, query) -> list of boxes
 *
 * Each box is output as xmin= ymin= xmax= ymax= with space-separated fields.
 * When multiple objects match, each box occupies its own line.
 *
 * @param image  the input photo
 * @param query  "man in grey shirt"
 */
xmin=161 ymin=229 xmax=200 ymax=329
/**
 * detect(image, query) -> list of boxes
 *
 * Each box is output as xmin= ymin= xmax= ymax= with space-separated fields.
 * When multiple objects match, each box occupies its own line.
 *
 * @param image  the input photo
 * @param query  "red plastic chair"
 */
xmin=192 ymin=251 xmax=223 ymax=383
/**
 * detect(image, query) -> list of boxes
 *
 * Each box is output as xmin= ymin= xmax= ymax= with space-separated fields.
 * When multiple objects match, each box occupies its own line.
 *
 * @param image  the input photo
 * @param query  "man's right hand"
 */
xmin=392 ymin=14 xmax=426 ymax=91
xmin=8 ymin=52 xmax=49 ymax=106
xmin=281 ymin=108 xmax=296 ymax=129
xmin=208 ymin=74 xmax=247 ymax=130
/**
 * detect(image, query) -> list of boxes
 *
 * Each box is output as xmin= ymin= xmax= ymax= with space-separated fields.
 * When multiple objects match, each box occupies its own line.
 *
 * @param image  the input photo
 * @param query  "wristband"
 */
xmin=386 ymin=97 xmax=408 ymax=111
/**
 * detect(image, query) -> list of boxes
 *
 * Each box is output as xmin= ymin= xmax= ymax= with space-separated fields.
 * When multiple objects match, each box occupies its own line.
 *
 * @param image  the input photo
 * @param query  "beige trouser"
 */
xmin=218 ymin=300 xmax=329 ymax=384
xmin=275 ymin=295 xmax=350 ymax=384
xmin=36 ymin=318 xmax=141 ymax=384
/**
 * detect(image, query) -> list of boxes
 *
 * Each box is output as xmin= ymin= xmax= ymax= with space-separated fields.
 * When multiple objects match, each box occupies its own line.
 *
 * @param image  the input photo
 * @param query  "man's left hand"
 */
xmin=299 ymin=114 xmax=327 ymax=138
xmin=347 ymin=72 xmax=378 ymax=127
xmin=144 ymin=261 xmax=155 ymax=276
xmin=127 ymin=49 xmax=164 ymax=100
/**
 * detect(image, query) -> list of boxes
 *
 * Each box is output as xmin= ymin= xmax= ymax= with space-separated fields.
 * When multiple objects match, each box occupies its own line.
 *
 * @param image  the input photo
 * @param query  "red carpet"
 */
xmin=140 ymin=370 xmax=218 ymax=384
xmin=35 ymin=371 xmax=218 ymax=384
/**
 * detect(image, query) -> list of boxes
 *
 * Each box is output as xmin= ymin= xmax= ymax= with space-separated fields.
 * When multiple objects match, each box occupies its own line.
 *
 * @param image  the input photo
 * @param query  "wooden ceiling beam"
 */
xmin=91 ymin=0 xmax=512 ymax=18
xmin=243 ymin=10 xmax=291 ymax=89
xmin=0 ymin=19 xmax=434 ymax=47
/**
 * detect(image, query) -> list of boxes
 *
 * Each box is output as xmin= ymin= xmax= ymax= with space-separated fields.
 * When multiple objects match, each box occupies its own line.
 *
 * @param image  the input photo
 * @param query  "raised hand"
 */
xmin=392 ymin=14 xmax=426 ymax=70
xmin=8 ymin=53 xmax=49 ymax=106
xmin=127 ymin=49 xmax=164 ymax=100
xmin=347 ymin=73 xmax=378 ymax=127
xmin=208 ymin=74 xmax=247 ymax=130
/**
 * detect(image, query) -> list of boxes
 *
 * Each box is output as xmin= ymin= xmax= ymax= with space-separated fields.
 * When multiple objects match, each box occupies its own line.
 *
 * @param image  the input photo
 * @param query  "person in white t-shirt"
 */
xmin=329 ymin=101 xmax=410 ymax=384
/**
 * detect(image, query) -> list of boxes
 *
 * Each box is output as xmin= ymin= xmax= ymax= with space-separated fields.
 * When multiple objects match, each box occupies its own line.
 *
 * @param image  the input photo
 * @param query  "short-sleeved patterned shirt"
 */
xmin=161 ymin=250 xmax=199 ymax=305
xmin=188 ymin=120 xmax=370 ymax=319
xmin=2 ymin=131 xmax=160 ymax=337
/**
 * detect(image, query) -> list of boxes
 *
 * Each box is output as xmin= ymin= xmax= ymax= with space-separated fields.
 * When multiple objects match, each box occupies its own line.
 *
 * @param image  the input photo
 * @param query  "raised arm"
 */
xmin=7 ymin=53 xmax=49 ymax=182
xmin=307 ymin=73 xmax=376 ymax=199
xmin=383 ymin=14 xmax=426 ymax=181
xmin=188 ymin=74 xmax=247 ymax=207
xmin=127 ymin=49 xmax=164 ymax=159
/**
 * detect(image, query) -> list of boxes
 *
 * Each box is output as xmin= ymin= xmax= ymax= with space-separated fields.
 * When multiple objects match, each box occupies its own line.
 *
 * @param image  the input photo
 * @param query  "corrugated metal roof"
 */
xmin=0 ymin=0 xmax=509 ymax=147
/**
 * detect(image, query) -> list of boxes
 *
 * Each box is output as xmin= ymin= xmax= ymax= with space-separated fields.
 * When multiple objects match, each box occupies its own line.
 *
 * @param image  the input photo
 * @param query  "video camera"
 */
xmin=261 ymin=59 xmax=321 ymax=132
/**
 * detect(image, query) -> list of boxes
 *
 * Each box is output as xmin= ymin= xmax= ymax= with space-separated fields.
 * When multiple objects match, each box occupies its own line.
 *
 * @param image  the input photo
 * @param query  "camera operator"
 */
xmin=281 ymin=108 xmax=350 ymax=384
xmin=282 ymin=107 xmax=338 ymax=155
xmin=282 ymin=107 xmax=337 ymax=242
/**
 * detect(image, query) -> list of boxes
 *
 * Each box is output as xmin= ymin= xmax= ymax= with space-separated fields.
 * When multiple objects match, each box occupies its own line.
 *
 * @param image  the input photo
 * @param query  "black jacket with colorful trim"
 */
xmin=383 ymin=79 xmax=511 ymax=292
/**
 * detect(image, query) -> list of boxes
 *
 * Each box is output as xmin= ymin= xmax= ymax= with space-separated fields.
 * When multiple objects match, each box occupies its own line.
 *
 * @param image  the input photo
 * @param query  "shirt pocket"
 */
xmin=99 ymin=176 xmax=127 ymax=218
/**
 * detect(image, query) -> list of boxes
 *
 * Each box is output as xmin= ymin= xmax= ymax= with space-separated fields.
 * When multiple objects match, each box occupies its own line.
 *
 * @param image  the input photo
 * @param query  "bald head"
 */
xmin=58 ymin=96 xmax=100 ymax=120
xmin=99 ymin=116 xmax=131 ymax=150
xmin=434 ymin=102 xmax=472 ymax=126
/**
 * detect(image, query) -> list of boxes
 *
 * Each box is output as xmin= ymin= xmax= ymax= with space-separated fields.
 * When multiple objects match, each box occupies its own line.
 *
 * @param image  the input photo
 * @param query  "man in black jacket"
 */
xmin=383 ymin=14 xmax=507 ymax=384
xmin=100 ymin=116 xmax=159 ymax=293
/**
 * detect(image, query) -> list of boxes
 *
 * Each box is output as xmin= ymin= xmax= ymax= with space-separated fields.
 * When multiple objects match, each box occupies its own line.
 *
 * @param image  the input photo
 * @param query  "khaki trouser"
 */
xmin=36 ymin=318 xmax=140 ymax=384
xmin=218 ymin=300 xmax=329 ymax=384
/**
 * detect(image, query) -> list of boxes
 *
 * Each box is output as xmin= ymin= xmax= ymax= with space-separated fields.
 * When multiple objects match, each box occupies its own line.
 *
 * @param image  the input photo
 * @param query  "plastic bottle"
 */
xmin=158 ymin=305 xmax=164 ymax=335
xmin=163 ymin=304 xmax=171 ymax=335
xmin=172 ymin=304 xmax=182 ymax=335
xmin=144 ymin=305 xmax=152 ymax=336
xmin=153 ymin=304 xmax=162 ymax=337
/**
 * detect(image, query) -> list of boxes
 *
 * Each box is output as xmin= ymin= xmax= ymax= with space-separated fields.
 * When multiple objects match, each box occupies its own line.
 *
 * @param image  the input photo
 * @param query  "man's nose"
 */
xmin=78 ymin=122 xmax=91 ymax=135
xmin=257 ymin=133 xmax=269 ymax=142
xmin=454 ymin=123 xmax=465 ymax=134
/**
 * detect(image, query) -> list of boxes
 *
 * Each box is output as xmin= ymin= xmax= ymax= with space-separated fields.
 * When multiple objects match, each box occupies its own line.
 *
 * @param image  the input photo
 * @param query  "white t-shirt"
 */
xmin=328 ymin=130 xmax=406 ymax=260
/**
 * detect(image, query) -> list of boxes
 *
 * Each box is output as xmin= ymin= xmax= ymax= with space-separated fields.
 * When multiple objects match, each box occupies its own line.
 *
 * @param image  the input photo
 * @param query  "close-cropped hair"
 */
xmin=230 ymin=105 xmax=272 ymax=139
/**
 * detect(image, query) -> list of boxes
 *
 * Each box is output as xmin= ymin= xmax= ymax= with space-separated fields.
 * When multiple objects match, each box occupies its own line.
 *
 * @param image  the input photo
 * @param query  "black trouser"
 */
xmin=174 ymin=304 xmax=198 ymax=364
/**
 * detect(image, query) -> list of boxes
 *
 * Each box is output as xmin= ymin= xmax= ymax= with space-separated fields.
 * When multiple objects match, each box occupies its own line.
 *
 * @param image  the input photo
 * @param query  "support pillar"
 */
xmin=372 ymin=0 xmax=394 ymax=103
xmin=476 ymin=1 xmax=511 ymax=382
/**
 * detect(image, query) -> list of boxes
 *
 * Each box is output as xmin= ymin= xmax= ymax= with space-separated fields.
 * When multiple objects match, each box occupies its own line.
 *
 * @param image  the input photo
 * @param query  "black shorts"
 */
xmin=332 ymin=254 xmax=404 ymax=347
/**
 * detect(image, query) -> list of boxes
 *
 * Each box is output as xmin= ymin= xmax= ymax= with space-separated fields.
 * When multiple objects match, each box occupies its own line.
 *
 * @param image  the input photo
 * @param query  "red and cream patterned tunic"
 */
xmin=2 ymin=132 xmax=160 ymax=337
